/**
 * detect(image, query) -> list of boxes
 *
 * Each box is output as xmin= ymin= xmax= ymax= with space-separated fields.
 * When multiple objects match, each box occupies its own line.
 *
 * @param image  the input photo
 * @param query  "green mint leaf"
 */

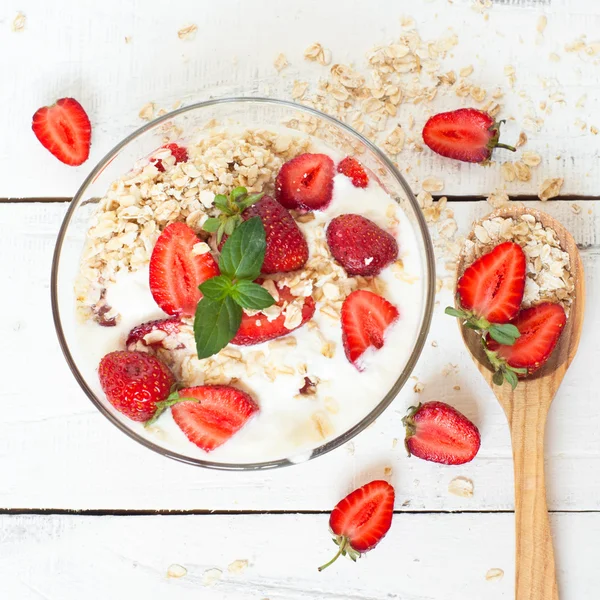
xmin=504 ymin=369 xmax=518 ymax=390
xmin=199 ymin=275 xmax=234 ymax=301
xmin=202 ymin=217 xmax=221 ymax=233
xmin=194 ymin=296 xmax=242 ymax=359
xmin=218 ymin=217 xmax=266 ymax=281
xmin=217 ymin=222 xmax=227 ymax=245
xmin=224 ymin=216 xmax=237 ymax=236
xmin=492 ymin=370 xmax=505 ymax=386
xmin=230 ymin=186 xmax=248 ymax=203
xmin=489 ymin=324 xmax=520 ymax=346
xmin=231 ymin=281 xmax=275 ymax=310
xmin=445 ymin=306 xmax=465 ymax=318
xmin=238 ymin=192 xmax=264 ymax=211
xmin=214 ymin=194 xmax=229 ymax=211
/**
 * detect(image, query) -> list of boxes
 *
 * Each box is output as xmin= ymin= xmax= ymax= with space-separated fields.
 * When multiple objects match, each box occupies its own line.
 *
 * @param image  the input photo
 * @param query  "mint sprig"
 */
xmin=193 ymin=217 xmax=275 ymax=359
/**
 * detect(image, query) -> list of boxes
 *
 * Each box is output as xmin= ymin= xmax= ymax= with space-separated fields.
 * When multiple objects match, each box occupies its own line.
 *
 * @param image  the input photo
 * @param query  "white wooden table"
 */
xmin=2 ymin=1 xmax=600 ymax=598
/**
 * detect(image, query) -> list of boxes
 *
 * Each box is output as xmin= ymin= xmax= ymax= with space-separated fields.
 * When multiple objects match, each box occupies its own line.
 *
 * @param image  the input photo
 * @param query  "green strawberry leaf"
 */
xmin=199 ymin=275 xmax=234 ymax=301
xmin=194 ymin=295 xmax=242 ymax=359
xmin=219 ymin=217 xmax=266 ymax=281
xmin=492 ymin=370 xmax=505 ymax=386
xmin=504 ymin=369 xmax=518 ymax=390
xmin=144 ymin=390 xmax=199 ymax=427
xmin=202 ymin=217 xmax=221 ymax=233
xmin=445 ymin=306 xmax=467 ymax=318
xmin=231 ymin=280 xmax=275 ymax=310
xmin=488 ymin=323 xmax=521 ymax=346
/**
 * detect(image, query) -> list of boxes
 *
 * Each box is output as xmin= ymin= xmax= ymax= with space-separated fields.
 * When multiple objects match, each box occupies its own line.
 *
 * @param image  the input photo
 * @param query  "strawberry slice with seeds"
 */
xmin=318 ymin=480 xmax=395 ymax=571
xmin=486 ymin=302 xmax=567 ymax=384
xmin=164 ymin=385 xmax=258 ymax=452
xmin=423 ymin=108 xmax=516 ymax=163
xmin=275 ymin=153 xmax=334 ymax=211
xmin=337 ymin=157 xmax=369 ymax=188
xmin=341 ymin=290 xmax=399 ymax=369
xmin=149 ymin=222 xmax=220 ymax=317
xmin=153 ymin=143 xmax=189 ymax=172
xmin=231 ymin=282 xmax=315 ymax=345
xmin=32 ymin=97 xmax=91 ymax=166
xmin=402 ymin=401 xmax=481 ymax=465
xmin=126 ymin=316 xmax=183 ymax=350
xmin=327 ymin=214 xmax=398 ymax=276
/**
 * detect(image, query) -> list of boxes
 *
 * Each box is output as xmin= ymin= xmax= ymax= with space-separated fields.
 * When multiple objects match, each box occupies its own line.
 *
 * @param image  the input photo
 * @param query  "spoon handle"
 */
xmin=506 ymin=396 xmax=559 ymax=599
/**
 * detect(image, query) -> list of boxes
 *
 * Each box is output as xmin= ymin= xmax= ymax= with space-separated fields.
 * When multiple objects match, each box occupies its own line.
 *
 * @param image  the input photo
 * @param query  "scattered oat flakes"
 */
xmin=413 ymin=381 xmax=425 ymax=393
xmin=384 ymin=466 xmax=393 ymax=477
xmin=167 ymin=564 xmax=187 ymax=578
xmin=515 ymin=132 xmax=528 ymax=148
xmin=202 ymin=568 xmax=223 ymax=586
xmin=513 ymin=161 xmax=531 ymax=182
xmin=538 ymin=177 xmax=563 ymax=201
xmin=228 ymin=559 xmax=249 ymax=575
xmin=442 ymin=363 xmax=459 ymax=377
xmin=460 ymin=65 xmax=474 ymax=78
xmin=304 ymin=42 xmax=331 ymax=66
xmin=501 ymin=162 xmax=516 ymax=182
xmin=124 ymin=36 xmax=132 ymax=44
xmin=431 ymin=340 xmax=438 ymax=348
xmin=177 ymin=24 xmax=197 ymax=40
xmin=448 ymin=476 xmax=474 ymax=498
xmin=422 ymin=177 xmax=444 ymax=193
xmin=138 ymin=102 xmax=155 ymax=121
xmin=292 ymin=80 xmax=309 ymax=100
xmin=504 ymin=65 xmax=516 ymax=87
xmin=274 ymin=52 xmax=289 ymax=73
xmin=537 ymin=15 xmax=548 ymax=34
xmin=453 ymin=385 xmax=461 ymax=391
xmin=549 ymin=52 xmax=561 ymax=62
xmin=570 ymin=203 xmax=582 ymax=215
xmin=521 ymin=151 xmax=541 ymax=167
xmin=591 ymin=125 xmax=599 ymax=135
xmin=11 ymin=12 xmax=26 ymax=32
xmin=486 ymin=568 xmax=505 ymax=582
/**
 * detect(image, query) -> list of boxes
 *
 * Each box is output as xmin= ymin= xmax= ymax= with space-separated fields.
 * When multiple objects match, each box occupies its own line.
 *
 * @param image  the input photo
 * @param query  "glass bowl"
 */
xmin=51 ymin=97 xmax=435 ymax=470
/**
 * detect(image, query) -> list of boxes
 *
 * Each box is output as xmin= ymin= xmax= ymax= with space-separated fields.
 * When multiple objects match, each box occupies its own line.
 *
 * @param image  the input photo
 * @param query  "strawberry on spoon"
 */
xmin=423 ymin=108 xmax=516 ymax=163
xmin=446 ymin=241 xmax=526 ymax=346
xmin=402 ymin=401 xmax=481 ymax=465
xmin=32 ymin=97 xmax=91 ymax=166
xmin=319 ymin=480 xmax=395 ymax=571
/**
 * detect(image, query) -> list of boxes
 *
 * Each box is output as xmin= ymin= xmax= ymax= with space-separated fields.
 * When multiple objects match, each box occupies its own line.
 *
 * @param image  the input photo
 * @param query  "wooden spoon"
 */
xmin=456 ymin=205 xmax=585 ymax=600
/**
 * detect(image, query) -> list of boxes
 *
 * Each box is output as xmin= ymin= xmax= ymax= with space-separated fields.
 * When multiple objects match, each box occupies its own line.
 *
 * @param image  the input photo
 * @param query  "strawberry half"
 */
xmin=337 ymin=157 xmax=369 ymax=188
xmin=326 ymin=214 xmax=398 ymax=276
xmin=275 ymin=153 xmax=334 ymax=211
xmin=149 ymin=222 xmax=220 ymax=317
xmin=318 ymin=480 xmax=395 ymax=571
xmin=486 ymin=302 xmax=567 ymax=385
xmin=98 ymin=351 xmax=175 ymax=422
xmin=423 ymin=108 xmax=515 ymax=163
xmin=126 ymin=316 xmax=183 ymax=350
xmin=153 ymin=385 xmax=259 ymax=452
xmin=153 ymin=143 xmax=189 ymax=172
xmin=231 ymin=283 xmax=315 ymax=345
xmin=402 ymin=401 xmax=481 ymax=465
xmin=341 ymin=290 xmax=399 ymax=369
xmin=32 ymin=97 xmax=91 ymax=166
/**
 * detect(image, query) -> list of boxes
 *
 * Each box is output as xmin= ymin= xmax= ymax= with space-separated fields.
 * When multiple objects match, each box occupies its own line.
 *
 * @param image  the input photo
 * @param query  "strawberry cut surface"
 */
xmin=149 ymin=222 xmax=220 ymax=317
xmin=341 ymin=290 xmax=399 ymax=368
xmin=275 ymin=153 xmax=334 ymax=211
xmin=153 ymin=143 xmax=188 ymax=172
xmin=171 ymin=385 xmax=259 ymax=452
xmin=337 ymin=157 xmax=369 ymax=188
xmin=126 ymin=316 xmax=182 ymax=349
xmin=457 ymin=241 xmax=526 ymax=323
xmin=32 ymin=97 xmax=91 ymax=166
xmin=487 ymin=302 xmax=566 ymax=374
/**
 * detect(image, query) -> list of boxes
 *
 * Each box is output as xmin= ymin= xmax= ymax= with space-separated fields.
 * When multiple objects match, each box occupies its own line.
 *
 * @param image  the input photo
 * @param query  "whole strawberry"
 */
xmin=423 ymin=108 xmax=516 ymax=163
xmin=98 ymin=351 xmax=175 ymax=422
xmin=402 ymin=401 xmax=481 ymax=465
xmin=326 ymin=214 xmax=398 ymax=276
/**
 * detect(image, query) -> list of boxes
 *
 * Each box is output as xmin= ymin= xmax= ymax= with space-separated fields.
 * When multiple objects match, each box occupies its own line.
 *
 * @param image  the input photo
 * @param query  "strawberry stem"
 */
xmin=495 ymin=142 xmax=516 ymax=152
xmin=318 ymin=537 xmax=348 ymax=572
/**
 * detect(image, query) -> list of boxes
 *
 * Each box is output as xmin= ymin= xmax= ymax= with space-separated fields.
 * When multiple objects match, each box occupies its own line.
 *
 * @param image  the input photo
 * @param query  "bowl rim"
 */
xmin=51 ymin=96 xmax=436 ymax=471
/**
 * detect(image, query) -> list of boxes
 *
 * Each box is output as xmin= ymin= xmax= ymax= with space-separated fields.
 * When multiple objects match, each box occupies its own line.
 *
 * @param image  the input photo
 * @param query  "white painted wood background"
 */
xmin=1 ymin=0 xmax=600 ymax=598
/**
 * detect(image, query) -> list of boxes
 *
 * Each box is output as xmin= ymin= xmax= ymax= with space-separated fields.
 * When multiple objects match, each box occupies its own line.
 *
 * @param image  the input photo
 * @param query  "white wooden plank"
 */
xmin=1 ymin=200 xmax=598 ymax=510
xmin=3 ymin=0 xmax=600 ymax=197
xmin=1 ymin=512 xmax=599 ymax=599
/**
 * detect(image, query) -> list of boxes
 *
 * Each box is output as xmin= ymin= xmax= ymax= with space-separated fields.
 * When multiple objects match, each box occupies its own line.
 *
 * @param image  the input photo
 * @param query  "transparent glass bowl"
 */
xmin=51 ymin=98 xmax=435 ymax=470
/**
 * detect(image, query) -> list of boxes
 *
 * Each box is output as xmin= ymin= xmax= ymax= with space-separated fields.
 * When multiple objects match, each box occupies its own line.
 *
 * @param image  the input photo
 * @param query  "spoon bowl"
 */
xmin=456 ymin=205 xmax=585 ymax=600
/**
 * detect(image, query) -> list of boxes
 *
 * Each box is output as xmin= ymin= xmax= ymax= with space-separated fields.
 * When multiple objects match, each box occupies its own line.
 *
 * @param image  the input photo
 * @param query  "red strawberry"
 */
xmin=153 ymin=143 xmax=188 ymax=172
xmin=126 ymin=316 xmax=182 ymax=350
xmin=423 ymin=108 xmax=516 ymax=163
xmin=149 ymin=222 xmax=220 ymax=317
xmin=318 ymin=480 xmax=395 ymax=571
xmin=341 ymin=290 xmax=399 ymax=368
xmin=98 ymin=351 xmax=174 ymax=422
xmin=275 ymin=153 xmax=334 ymax=211
xmin=449 ymin=242 xmax=526 ymax=344
xmin=402 ymin=401 xmax=481 ymax=465
xmin=337 ymin=157 xmax=369 ymax=188
xmin=326 ymin=214 xmax=398 ymax=276
xmin=168 ymin=386 xmax=258 ymax=451
xmin=243 ymin=196 xmax=309 ymax=273
xmin=31 ymin=98 xmax=91 ymax=166
xmin=486 ymin=303 xmax=567 ymax=378
xmin=232 ymin=282 xmax=315 ymax=345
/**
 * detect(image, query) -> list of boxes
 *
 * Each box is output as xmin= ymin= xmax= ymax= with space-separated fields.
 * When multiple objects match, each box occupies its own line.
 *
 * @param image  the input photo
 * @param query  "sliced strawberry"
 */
xmin=32 ymin=97 xmax=91 ymax=166
xmin=149 ymin=222 xmax=220 ymax=317
xmin=487 ymin=303 xmax=566 ymax=377
xmin=327 ymin=214 xmax=398 ymax=276
xmin=402 ymin=401 xmax=481 ymax=465
xmin=319 ymin=480 xmax=395 ymax=571
xmin=341 ymin=290 xmax=399 ymax=368
xmin=98 ymin=351 xmax=174 ymax=422
xmin=153 ymin=143 xmax=189 ymax=172
xmin=422 ymin=108 xmax=515 ymax=163
xmin=337 ymin=157 xmax=369 ymax=188
xmin=457 ymin=241 xmax=526 ymax=324
xmin=243 ymin=196 xmax=309 ymax=273
xmin=169 ymin=385 xmax=259 ymax=452
xmin=126 ymin=316 xmax=182 ymax=350
xmin=275 ymin=153 xmax=334 ymax=211
xmin=231 ymin=283 xmax=315 ymax=345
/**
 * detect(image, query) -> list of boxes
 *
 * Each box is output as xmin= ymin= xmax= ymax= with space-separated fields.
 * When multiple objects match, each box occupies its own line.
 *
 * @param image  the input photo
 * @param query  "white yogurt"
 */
xmin=74 ymin=166 xmax=426 ymax=464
